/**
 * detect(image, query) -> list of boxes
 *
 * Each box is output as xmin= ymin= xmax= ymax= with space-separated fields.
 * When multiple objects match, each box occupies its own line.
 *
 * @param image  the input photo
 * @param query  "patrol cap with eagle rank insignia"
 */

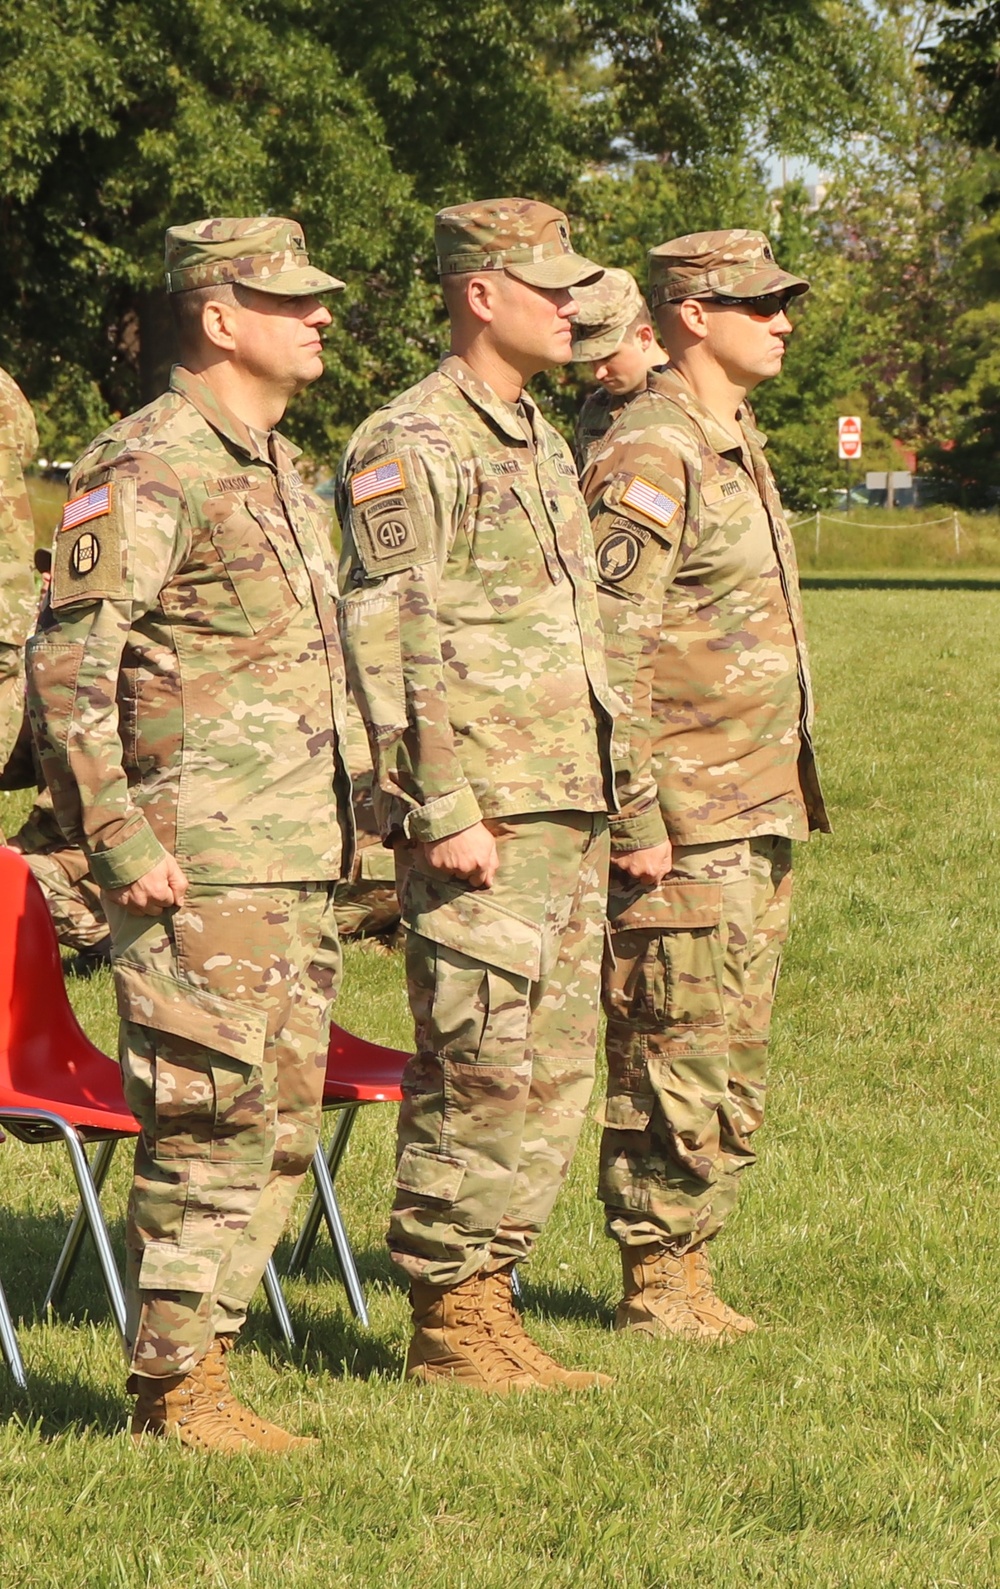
xmin=571 ymin=268 xmax=647 ymax=361
xmin=434 ymin=198 xmax=603 ymax=290
xmin=164 ymin=216 xmax=346 ymax=296
xmin=647 ymin=229 xmax=809 ymax=308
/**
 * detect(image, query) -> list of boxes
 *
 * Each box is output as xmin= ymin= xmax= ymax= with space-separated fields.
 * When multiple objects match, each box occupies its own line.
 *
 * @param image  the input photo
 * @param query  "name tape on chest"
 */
xmin=620 ymin=475 xmax=681 ymax=530
xmin=60 ymin=483 xmax=113 ymax=533
xmin=486 ymin=458 xmax=525 ymax=477
xmin=205 ymin=473 xmax=255 ymax=497
xmin=351 ymin=457 xmax=406 ymax=505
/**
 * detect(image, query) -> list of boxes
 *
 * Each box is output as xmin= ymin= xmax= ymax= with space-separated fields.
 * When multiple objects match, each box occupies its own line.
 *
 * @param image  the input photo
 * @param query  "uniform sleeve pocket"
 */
xmin=339 ymin=590 xmax=407 ymax=746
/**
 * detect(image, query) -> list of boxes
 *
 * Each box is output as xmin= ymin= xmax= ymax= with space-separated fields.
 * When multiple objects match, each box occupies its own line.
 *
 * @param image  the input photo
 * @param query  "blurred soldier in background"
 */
xmin=572 ymin=268 xmax=667 ymax=473
xmin=333 ymin=696 xmax=401 ymax=948
xmin=583 ymin=230 xmax=829 ymax=1343
xmin=27 ymin=216 xmax=354 ymax=1452
xmin=338 ymin=199 xmax=655 ymax=1394
xmin=0 ymin=367 xmax=38 ymax=782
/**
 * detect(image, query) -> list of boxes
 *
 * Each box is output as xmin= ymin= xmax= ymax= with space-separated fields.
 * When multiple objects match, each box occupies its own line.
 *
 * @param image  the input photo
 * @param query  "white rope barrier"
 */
xmin=787 ymin=509 xmax=964 ymax=556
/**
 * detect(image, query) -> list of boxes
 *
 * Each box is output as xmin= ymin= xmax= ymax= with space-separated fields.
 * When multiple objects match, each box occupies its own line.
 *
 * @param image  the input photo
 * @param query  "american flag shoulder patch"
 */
xmin=350 ymin=457 xmax=406 ymax=505
xmin=620 ymin=475 xmax=680 ymax=530
xmin=60 ymin=483 xmax=113 ymax=532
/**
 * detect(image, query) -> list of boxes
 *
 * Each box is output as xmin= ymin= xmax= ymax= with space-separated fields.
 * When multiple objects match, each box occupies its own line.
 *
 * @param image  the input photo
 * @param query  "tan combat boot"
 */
xmin=406 ymin=1272 xmax=539 ymax=1393
xmin=614 ymin=1244 xmax=718 ymax=1341
xmin=684 ymin=1246 xmax=756 ymax=1338
xmin=129 ymin=1362 xmax=253 ymax=1453
xmin=482 ymin=1266 xmax=612 ymax=1390
xmin=203 ymin=1337 xmax=319 ymax=1451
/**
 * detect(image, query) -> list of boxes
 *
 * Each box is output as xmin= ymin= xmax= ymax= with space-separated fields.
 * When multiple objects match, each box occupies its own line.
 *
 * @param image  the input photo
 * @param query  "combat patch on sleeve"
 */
xmin=620 ymin=474 xmax=681 ymax=530
xmin=50 ymin=478 xmax=134 ymax=610
xmin=596 ymin=526 xmax=644 ymax=584
xmin=351 ymin=488 xmax=435 ymax=577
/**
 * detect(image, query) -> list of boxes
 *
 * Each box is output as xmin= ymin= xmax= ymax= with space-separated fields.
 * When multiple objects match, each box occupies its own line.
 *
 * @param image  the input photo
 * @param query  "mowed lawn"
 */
xmin=2 ymin=579 xmax=999 ymax=1587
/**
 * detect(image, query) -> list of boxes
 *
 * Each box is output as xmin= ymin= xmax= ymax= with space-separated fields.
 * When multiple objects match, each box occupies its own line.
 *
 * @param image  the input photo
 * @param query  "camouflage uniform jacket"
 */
xmin=0 ymin=366 xmax=38 ymax=651
xmin=582 ymin=365 xmax=828 ymax=852
xmin=26 ymin=366 xmax=354 ymax=891
xmin=336 ymin=355 xmax=634 ymax=844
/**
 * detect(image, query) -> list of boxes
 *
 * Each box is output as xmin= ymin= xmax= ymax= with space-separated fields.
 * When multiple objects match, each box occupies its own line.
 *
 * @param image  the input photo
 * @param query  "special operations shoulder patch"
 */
xmin=596 ymin=528 xmax=642 ymax=583
xmin=50 ymin=478 xmax=133 ymax=610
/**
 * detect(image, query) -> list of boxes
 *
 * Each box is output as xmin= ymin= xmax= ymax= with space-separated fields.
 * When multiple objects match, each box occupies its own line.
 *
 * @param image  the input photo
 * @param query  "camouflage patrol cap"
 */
xmin=435 ymin=198 xmax=602 ymax=290
xmin=648 ymin=229 xmax=808 ymax=307
xmin=571 ymin=268 xmax=647 ymax=361
xmin=164 ymin=216 xmax=345 ymax=296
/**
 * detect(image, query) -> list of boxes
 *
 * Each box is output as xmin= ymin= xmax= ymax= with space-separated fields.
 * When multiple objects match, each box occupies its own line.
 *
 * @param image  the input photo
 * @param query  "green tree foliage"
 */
xmin=4 ymin=0 xmax=1000 ymax=510
xmin=926 ymin=1 xmax=1000 ymax=157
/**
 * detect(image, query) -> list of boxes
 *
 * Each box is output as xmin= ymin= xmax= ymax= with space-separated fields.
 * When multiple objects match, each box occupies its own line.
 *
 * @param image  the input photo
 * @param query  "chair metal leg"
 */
xmin=0 ymin=1272 xmax=27 ymax=1391
xmin=286 ymin=1106 xmax=359 ymax=1277
xmin=309 ymin=1140 xmax=370 ymax=1326
xmin=56 ymin=1122 xmax=127 ymax=1345
xmin=45 ymin=1137 xmax=120 ymax=1313
xmin=262 ymin=1259 xmax=295 ymax=1349
xmin=511 ymin=1265 xmax=522 ymax=1302
xmin=0 ymin=1109 xmax=127 ymax=1346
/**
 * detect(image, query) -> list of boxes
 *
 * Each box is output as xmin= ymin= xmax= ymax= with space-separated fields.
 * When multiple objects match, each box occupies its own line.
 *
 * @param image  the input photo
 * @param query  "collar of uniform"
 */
xmin=169 ymin=365 xmax=301 ymax=468
xmin=438 ymin=355 xmax=538 ymax=446
xmin=646 ymin=366 xmax=768 ymax=458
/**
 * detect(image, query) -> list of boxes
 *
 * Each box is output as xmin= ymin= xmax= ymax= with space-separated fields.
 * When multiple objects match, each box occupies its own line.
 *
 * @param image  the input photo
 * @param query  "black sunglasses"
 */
xmin=701 ymin=291 xmax=799 ymax=318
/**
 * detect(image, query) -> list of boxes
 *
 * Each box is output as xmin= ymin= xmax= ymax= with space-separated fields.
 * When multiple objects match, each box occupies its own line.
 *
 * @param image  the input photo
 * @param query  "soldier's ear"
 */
xmin=464 ymin=273 xmax=499 ymax=327
xmin=201 ymin=296 xmax=241 ymax=354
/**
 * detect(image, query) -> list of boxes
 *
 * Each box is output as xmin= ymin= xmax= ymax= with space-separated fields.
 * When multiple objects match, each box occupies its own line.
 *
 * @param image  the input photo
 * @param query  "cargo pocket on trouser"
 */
xmin=390 ymin=870 xmax=540 ymax=1275
xmin=116 ymin=960 xmax=272 ymax=1362
xmin=601 ymin=878 xmax=728 ymax=1195
xmin=116 ymin=961 xmax=270 ymax=1165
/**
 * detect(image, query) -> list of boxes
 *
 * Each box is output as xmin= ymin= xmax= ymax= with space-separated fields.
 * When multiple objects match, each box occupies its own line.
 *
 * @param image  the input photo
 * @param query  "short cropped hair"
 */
xmin=169 ymin=281 xmax=242 ymax=357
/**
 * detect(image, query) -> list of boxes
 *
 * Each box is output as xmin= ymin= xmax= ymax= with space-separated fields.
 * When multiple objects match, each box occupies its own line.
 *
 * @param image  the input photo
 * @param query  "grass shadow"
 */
xmin=515 ymin=1276 xmax=614 ymax=1329
xmin=0 ymin=1207 xmax=122 ymax=1329
xmin=0 ymin=1365 xmax=126 ymax=1438
xmin=241 ymin=1296 xmax=401 ymax=1381
xmin=801 ymin=575 xmax=1000 ymax=591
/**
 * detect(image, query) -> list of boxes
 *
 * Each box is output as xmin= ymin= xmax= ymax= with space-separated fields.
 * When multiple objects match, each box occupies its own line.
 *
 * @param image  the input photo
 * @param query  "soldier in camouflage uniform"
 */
xmin=572 ymin=269 xmax=668 ymax=473
xmin=0 ymin=366 xmax=38 ymax=778
xmin=333 ymin=697 xmax=401 ymax=945
xmin=582 ymin=230 xmax=829 ymax=1342
xmin=8 ymin=790 xmax=112 ymax=964
xmin=26 ymin=217 xmax=354 ymax=1451
xmin=338 ymin=199 xmax=655 ymax=1393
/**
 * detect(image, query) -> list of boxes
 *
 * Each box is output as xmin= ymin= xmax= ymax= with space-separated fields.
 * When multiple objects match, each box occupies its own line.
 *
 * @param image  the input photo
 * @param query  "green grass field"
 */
xmin=2 ymin=582 xmax=1000 ymax=1587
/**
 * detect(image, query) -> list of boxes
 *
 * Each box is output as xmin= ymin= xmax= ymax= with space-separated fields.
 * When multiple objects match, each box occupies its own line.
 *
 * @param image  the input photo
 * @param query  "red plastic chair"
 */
xmin=0 ymin=845 xmax=136 ymax=1373
xmin=0 ymin=847 xmax=295 ymax=1381
xmin=285 ymin=1025 xmax=409 ymax=1327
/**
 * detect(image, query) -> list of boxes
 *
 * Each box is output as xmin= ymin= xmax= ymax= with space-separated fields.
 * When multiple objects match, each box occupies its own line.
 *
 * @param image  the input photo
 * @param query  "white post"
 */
xmin=954 ymin=510 xmax=961 ymax=557
xmin=814 ymin=510 xmax=821 ymax=560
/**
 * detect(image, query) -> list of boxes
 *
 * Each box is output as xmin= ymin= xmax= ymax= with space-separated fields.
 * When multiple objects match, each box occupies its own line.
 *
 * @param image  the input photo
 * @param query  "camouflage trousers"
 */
xmin=600 ymin=836 xmax=793 ymax=1250
xmin=105 ymin=882 xmax=340 ymax=1378
xmin=0 ymin=643 xmax=23 ymax=772
xmin=8 ymin=794 xmax=109 ymax=952
xmin=390 ymin=812 xmax=610 ymax=1288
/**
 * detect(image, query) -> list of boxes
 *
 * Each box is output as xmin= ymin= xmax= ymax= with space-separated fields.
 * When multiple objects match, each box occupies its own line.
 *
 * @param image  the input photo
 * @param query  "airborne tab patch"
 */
xmin=351 ymin=457 xmax=406 ymax=504
xmin=621 ymin=475 xmax=681 ymax=530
